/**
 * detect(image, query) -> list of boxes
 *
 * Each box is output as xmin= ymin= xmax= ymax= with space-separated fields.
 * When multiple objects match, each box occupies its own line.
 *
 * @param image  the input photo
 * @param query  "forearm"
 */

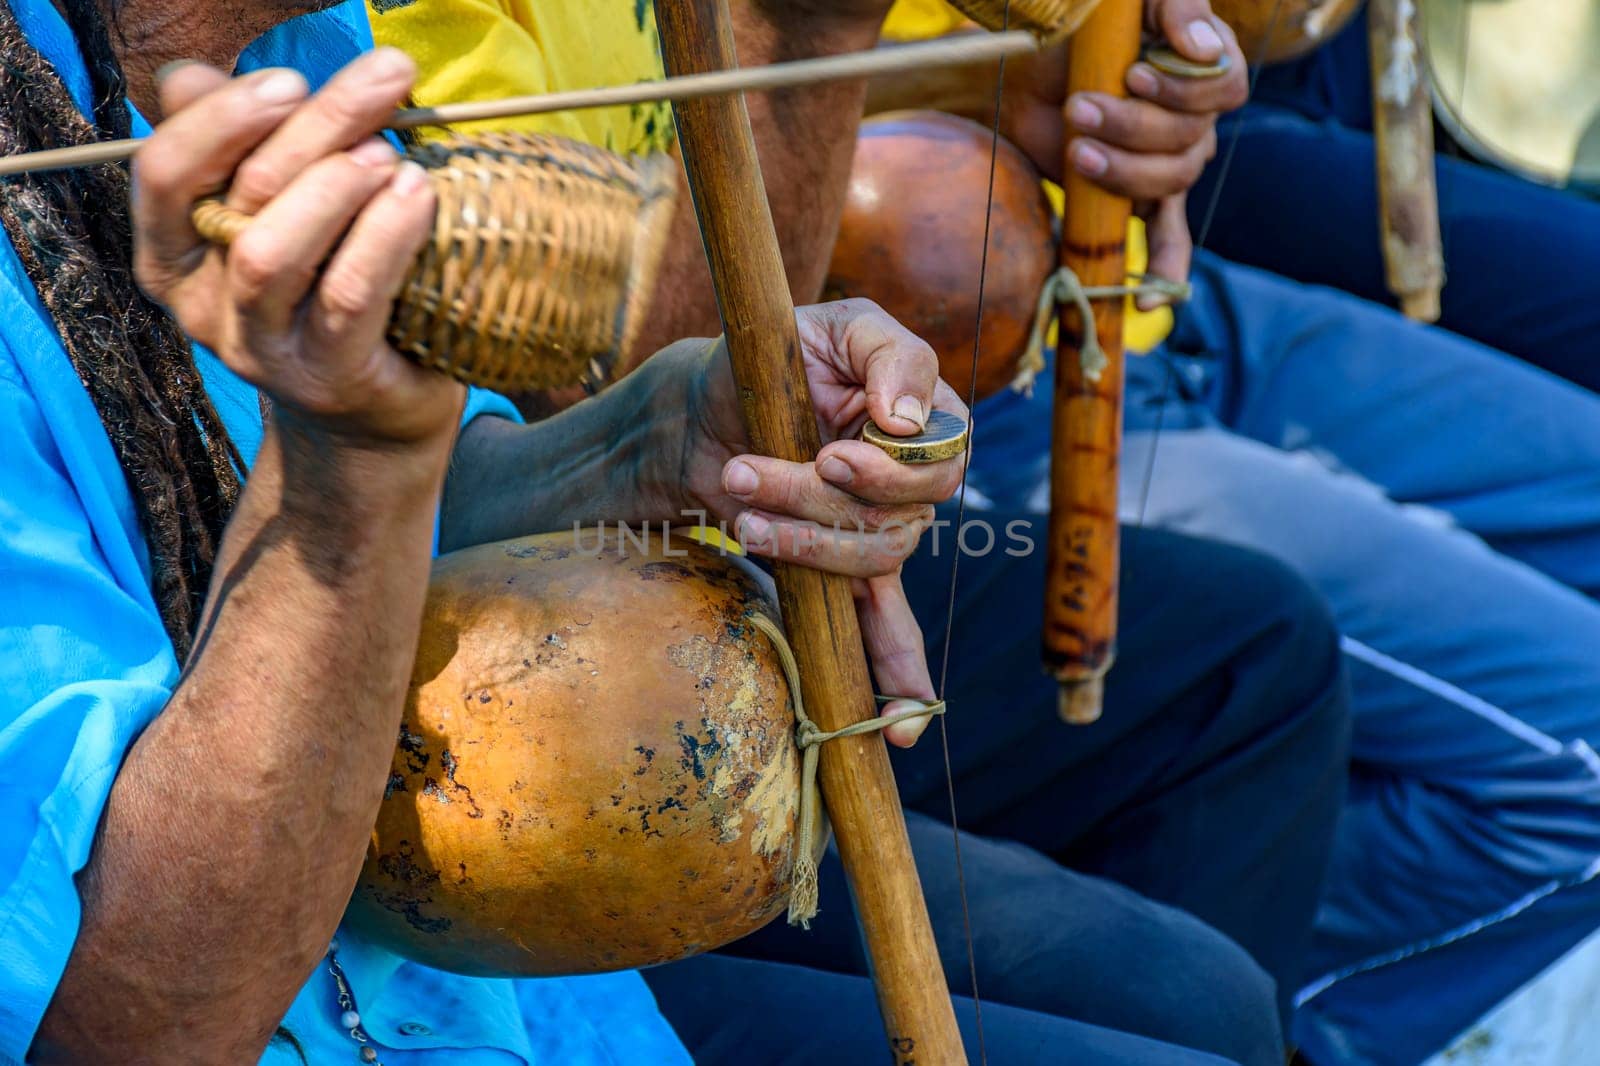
xmin=35 ymin=419 xmax=451 ymax=1063
xmin=864 ymin=42 xmax=999 ymax=118
xmin=440 ymin=343 xmax=706 ymax=551
xmin=628 ymin=5 xmax=885 ymax=356
xmin=864 ymin=40 xmax=1063 ymax=171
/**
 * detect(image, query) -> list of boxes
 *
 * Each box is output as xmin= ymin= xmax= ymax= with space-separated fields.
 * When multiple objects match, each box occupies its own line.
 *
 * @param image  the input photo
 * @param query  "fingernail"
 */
xmin=738 ymin=512 xmax=771 ymax=545
xmin=156 ymin=59 xmax=197 ymax=84
xmin=389 ymin=160 xmax=428 ymax=196
xmin=369 ymin=46 xmax=415 ymax=80
xmin=254 ymin=69 xmax=307 ymax=104
xmin=1127 ymin=64 xmax=1160 ymax=97
xmin=1071 ymin=141 xmax=1109 ymax=177
xmin=892 ymin=394 xmax=926 ymax=429
xmin=723 ymin=460 xmax=759 ymax=497
xmin=883 ymin=699 xmax=931 ymax=745
xmin=1067 ymin=97 xmax=1103 ymax=131
xmin=819 ymin=456 xmax=853 ymax=486
xmin=349 ymin=139 xmax=397 ymax=168
xmin=1188 ymin=19 xmax=1224 ymax=56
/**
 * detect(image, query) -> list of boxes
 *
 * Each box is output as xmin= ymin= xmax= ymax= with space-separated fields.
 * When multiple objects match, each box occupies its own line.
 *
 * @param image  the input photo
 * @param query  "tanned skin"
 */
xmin=628 ymin=3 xmax=891 ymax=359
xmin=859 ymin=0 xmax=1249 ymax=303
xmin=30 ymin=0 xmax=1241 ymax=1057
xmin=30 ymin=4 xmax=963 ymax=1059
xmin=508 ymin=2 xmax=890 ymax=418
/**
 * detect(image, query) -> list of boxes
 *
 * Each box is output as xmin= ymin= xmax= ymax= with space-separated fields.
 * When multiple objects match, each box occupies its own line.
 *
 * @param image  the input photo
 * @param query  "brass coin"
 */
xmin=1142 ymin=46 xmax=1232 ymax=79
xmin=861 ymin=409 xmax=970 ymax=464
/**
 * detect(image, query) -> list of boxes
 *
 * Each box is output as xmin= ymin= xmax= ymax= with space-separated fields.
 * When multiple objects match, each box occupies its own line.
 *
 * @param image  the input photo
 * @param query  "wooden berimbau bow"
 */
xmin=1046 ymin=0 xmax=1144 ymax=724
xmin=942 ymin=0 xmax=1235 ymax=724
xmin=1209 ymin=0 xmax=1445 ymax=320
xmin=943 ymin=0 xmax=1165 ymax=724
xmin=653 ymin=2 xmax=967 ymax=1062
xmin=0 ymin=30 xmax=1030 ymax=1056
xmin=1366 ymin=0 xmax=1444 ymax=321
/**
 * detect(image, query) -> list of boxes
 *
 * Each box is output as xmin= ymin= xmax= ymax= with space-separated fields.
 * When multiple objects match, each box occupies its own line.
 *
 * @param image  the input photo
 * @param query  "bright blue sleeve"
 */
xmin=462 ymin=385 xmax=521 ymax=429
xmin=0 ymin=360 xmax=181 ymax=1063
xmin=0 ymin=353 xmax=516 ymax=1061
xmin=0 ymin=0 xmax=520 ymax=1056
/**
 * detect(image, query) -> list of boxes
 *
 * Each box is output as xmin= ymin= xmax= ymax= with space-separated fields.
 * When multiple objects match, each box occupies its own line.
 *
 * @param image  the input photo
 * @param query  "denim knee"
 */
xmin=1180 ymin=539 xmax=1351 ymax=758
xmin=963 ymin=841 xmax=1288 ymax=1066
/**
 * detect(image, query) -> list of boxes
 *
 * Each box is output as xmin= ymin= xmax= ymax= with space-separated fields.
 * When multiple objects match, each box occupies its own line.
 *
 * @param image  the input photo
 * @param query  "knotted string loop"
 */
xmin=746 ymin=611 xmax=946 ymax=927
xmin=1014 ymin=267 xmax=1192 ymax=392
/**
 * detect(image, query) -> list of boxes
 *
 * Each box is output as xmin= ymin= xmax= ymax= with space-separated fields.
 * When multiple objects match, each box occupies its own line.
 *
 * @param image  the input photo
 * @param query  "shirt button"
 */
xmin=398 ymin=1022 xmax=432 ymax=1037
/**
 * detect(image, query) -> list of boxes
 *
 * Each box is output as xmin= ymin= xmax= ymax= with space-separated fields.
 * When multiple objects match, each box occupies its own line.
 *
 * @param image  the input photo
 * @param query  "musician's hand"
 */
xmin=1120 ymin=0 xmax=1247 ymax=303
xmin=133 ymin=51 xmax=463 ymax=450
xmin=685 ymin=298 xmax=965 ymax=575
xmin=997 ymin=0 xmax=1245 ymax=302
xmin=1133 ymin=0 xmax=1250 ymax=122
xmin=681 ymin=299 xmax=967 ymax=744
xmin=1007 ymin=6 xmax=1242 ymax=187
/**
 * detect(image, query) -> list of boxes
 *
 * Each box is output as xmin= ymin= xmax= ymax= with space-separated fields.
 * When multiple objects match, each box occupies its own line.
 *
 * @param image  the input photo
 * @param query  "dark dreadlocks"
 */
xmin=0 ymin=0 xmax=242 ymax=658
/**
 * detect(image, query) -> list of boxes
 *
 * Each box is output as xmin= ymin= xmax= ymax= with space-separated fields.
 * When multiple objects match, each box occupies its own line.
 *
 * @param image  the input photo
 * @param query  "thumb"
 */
xmin=808 ymin=300 xmax=939 ymax=438
xmin=1149 ymin=0 xmax=1227 ymax=63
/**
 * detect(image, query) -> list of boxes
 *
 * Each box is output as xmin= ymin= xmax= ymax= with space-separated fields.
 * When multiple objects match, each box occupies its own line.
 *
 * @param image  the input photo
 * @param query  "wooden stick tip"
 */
xmin=1058 ymin=678 xmax=1104 ymax=725
xmin=1401 ymin=288 xmax=1442 ymax=323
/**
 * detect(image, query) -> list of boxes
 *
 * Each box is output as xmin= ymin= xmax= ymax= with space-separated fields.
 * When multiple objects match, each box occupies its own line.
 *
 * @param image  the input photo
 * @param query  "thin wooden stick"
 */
xmin=1043 ymin=0 xmax=1143 ymax=725
xmin=0 ymin=32 xmax=1036 ymax=178
xmin=655 ymin=2 xmax=966 ymax=1063
xmin=1368 ymin=0 xmax=1444 ymax=321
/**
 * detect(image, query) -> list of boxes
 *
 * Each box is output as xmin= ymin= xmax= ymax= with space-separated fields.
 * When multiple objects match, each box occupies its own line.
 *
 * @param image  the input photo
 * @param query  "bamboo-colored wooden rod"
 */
xmin=1043 ymin=0 xmax=1143 ymax=726
xmin=1368 ymin=0 xmax=1444 ymax=321
xmin=656 ymin=1 xmax=966 ymax=1062
xmin=0 ymin=32 xmax=1036 ymax=178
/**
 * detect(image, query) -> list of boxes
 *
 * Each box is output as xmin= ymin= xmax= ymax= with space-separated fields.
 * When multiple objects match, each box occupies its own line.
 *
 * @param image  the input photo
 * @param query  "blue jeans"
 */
xmin=963 ymin=251 xmax=1600 ymax=1065
xmin=1187 ymin=7 xmax=1600 ymax=391
xmin=648 ymin=951 xmax=1240 ymax=1064
xmin=653 ymin=813 xmax=1274 ymax=1065
xmin=703 ymin=528 xmax=1348 ymax=1066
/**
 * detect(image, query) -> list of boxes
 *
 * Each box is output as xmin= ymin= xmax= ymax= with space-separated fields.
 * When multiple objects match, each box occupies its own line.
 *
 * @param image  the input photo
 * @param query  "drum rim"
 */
xmin=1421 ymin=1 xmax=1600 ymax=194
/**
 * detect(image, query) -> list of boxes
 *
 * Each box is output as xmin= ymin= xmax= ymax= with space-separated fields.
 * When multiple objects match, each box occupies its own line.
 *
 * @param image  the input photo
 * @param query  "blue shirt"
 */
xmin=0 ymin=2 xmax=689 ymax=1062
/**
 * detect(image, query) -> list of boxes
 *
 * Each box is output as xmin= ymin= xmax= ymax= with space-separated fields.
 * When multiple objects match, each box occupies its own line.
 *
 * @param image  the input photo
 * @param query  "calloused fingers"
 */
xmin=724 ymin=441 xmax=958 ymax=522
xmin=735 ymin=506 xmax=930 ymax=579
xmin=1146 ymin=0 xmax=1229 ymax=63
xmin=1065 ymin=91 xmax=1214 ymax=155
xmin=225 ymin=48 xmax=417 ymax=215
xmin=308 ymin=160 xmax=437 ymax=356
xmin=224 ymin=141 xmax=399 ymax=339
xmin=134 ymin=66 xmax=309 ymax=296
xmin=1127 ymin=16 xmax=1248 ymax=116
xmin=1067 ymin=123 xmax=1216 ymax=201
xmin=853 ymin=574 xmax=937 ymax=748
xmin=798 ymin=298 xmax=943 ymax=435
xmin=1139 ymin=194 xmax=1194 ymax=308
xmin=155 ymin=61 xmax=231 ymax=120
xmin=815 ymin=435 xmax=966 ymax=507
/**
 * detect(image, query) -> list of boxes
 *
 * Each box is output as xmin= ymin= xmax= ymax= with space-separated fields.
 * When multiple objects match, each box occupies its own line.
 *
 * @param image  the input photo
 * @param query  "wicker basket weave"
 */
xmin=191 ymin=131 xmax=677 ymax=394
xmin=945 ymin=0 xmax=1103 ymax=40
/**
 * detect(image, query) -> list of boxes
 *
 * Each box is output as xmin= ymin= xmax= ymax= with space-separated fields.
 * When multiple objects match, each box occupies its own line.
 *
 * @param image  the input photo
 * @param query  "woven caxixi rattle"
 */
xmin=944 ymin=0 xmax=1104 ymax=40
xmin=191 ymin=131 xmax=678 ymax=393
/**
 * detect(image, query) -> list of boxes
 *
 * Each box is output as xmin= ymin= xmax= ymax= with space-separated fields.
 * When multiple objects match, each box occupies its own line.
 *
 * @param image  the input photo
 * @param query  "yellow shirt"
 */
xmin=884 ymin=0 xmax=1175 ymax=353
xmin=366 ymin=0 xmax=674 ymax=154
xmin=367 ymin=0 xmax=1170 ymax=353
xmin=883 ymin=0 xmax=969 ymax=37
